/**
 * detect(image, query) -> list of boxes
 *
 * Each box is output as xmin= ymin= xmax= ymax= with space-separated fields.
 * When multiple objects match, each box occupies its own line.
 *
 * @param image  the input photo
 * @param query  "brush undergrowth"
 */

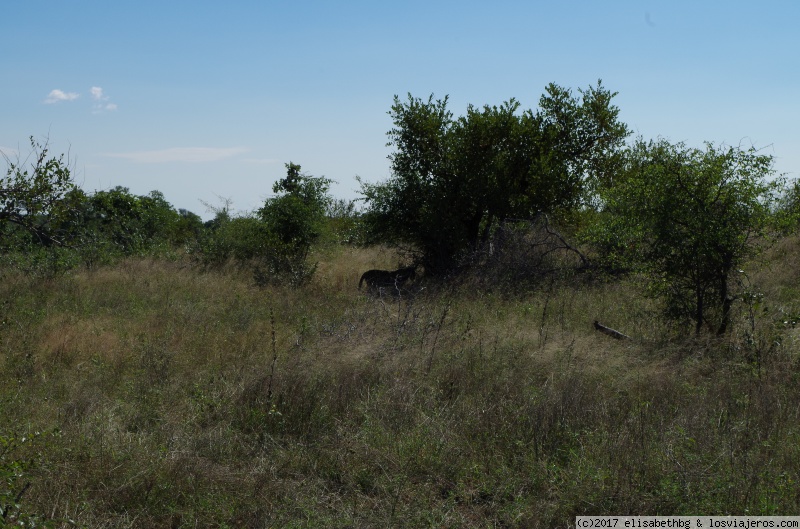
xmin=1 ymin=242 xmax=800 ymax=528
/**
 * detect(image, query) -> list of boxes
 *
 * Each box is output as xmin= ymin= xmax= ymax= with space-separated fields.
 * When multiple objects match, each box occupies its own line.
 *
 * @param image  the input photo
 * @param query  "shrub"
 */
xmin=360 ymin=82 xmax=629 ymax=275
xmin=588 ymin=139 xmax=782 ymax=334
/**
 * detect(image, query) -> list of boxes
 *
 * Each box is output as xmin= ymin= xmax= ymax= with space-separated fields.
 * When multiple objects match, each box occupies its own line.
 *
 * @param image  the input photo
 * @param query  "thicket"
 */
xmin=359 ymin=83 xmax=793 ymax=337
xmin=195 ymin=162 xmax=350 ymax=286
xmin=0 ymin=146 xmax=352 ymax=284
xmin=1 ymin=140 xmax=207 ymax=274
xmin=583 ymin=139 xmax=784 ymax=335
xmin=359 ymin=81 xmax=629 ymax=276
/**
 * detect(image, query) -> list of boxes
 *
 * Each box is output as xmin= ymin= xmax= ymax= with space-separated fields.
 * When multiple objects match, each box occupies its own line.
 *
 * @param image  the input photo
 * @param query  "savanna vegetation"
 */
xmin=2 ymin=82 xmax=800 ymax=528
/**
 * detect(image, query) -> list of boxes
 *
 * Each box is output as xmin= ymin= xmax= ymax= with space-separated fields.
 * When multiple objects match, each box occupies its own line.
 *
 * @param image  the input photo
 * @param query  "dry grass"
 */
xmin=2 ymin=240 xmax=800 ymax=527
xmin=312 ymin=245 xmax=410 ymax=293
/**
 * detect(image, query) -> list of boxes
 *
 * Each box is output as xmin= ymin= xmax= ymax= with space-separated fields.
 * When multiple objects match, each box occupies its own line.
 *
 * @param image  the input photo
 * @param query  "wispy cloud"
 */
xmin=44 ymin=89 xmax=80 ymax=104
xmin=243 ymin=157 xmax=280 ymax=165
xmin=105 ymin=147 xmax=248 ymax=163
xmin=90 ymin=86 xmax=117 ymax=113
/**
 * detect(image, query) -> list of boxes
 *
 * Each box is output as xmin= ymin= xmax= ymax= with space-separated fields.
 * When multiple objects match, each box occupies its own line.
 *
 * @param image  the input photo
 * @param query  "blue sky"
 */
xmin=2 ymin=1 xmax=798 ymax=219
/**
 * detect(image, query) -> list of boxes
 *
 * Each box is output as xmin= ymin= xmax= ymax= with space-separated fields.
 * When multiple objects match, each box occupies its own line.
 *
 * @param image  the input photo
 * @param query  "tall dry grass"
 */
xmin=1 ymin=242 xmax=800 ymax=527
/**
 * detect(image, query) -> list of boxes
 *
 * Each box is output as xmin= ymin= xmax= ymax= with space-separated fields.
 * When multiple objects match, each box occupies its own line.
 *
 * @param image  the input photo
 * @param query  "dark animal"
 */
xmin=359 ymin=266 xmax=417 ymax=294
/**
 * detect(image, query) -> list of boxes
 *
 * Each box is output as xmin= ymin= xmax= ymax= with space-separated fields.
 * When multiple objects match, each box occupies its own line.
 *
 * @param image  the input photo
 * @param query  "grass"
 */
xmin=2 ymin=241 xmax=800 ymax=527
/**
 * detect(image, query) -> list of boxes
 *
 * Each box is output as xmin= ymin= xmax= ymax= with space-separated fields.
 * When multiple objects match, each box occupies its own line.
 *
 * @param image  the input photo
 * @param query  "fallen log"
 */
xmin=593 ymin=320 xmax=630 ymax=340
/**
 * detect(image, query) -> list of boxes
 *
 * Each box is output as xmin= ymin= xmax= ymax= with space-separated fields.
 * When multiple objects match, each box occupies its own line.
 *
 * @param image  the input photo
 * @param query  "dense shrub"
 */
xmin=585 ymin=139 xmax=782 ymax=334
xmin=360 ymin=82 xmax=629 ymax=275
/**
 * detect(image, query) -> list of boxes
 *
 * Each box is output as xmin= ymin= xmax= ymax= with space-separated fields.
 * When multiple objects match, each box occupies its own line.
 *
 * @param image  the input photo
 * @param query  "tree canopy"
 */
xmin=360 ymin=81 xmax=629 ymax=275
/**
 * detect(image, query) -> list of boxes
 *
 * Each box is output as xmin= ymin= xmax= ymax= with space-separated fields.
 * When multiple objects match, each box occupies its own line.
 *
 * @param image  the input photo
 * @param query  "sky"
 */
xmin=2 ymin=1 xmax=798 ymax=219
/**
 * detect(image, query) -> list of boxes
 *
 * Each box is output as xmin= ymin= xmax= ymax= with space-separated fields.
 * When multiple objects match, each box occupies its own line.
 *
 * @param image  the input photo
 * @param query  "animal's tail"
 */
xmin=358 ymin=274 xmax=365 ymax=290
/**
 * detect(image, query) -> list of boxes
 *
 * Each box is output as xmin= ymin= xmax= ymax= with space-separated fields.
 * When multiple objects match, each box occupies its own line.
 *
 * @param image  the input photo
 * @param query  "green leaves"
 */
xmin=362 ymin=82 xmax=629 ymax=275
xmin=2 ymin=138 xmax=206 ymax=271
xmin=592 ymin=139 xmax=781 ymax=334
xmin=260 ymin=162 xmax=331 ymax=250
xmin=1 ymin=137 xmax=77 ymax=248
xmin=257 ymin=163 xmax=332 ymax=285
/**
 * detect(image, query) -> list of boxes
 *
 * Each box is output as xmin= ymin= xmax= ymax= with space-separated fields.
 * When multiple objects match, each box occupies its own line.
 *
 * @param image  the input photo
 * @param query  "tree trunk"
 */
xmin=695 ymin=284 xmax=704 ymax=336
xmin=716 ymin=266 xmax=733 ymax=335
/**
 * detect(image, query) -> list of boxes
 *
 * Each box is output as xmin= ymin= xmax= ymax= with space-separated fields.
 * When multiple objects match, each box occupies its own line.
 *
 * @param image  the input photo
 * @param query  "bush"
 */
xmin=587 ymin=139 xmax=782 ymax=334
xmin=323 ymin=198 xmax=365 ymax=245
xmin=0 ymin=137 xmax=79 ymax=250
xmin=360 ymin=82 xmax=629 ymax=275
xmin=200 ymin=215 xmax=273 ymax=265
xmin=257 ymin=162 xmax=332 ymax=285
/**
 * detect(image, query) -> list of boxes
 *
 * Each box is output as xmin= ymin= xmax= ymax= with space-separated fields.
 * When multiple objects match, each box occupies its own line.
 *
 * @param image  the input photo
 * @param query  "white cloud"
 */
xmin=104 ymin=147 xmax=248 ymax=163
xmin=43 ymin=86 xmax=117 ymax=112
xmin=90 ymin=86 xmax=117 ymax=113
xmin=44 ymin=89 xmax=80 ymax=104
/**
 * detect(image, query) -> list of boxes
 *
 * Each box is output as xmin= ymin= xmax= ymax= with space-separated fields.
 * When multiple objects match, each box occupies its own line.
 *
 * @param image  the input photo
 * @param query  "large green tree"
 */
xmin=360 ymin=81 xmax=629 ymax=275
xmin=594 ymin=139 xmax=781 ymax=334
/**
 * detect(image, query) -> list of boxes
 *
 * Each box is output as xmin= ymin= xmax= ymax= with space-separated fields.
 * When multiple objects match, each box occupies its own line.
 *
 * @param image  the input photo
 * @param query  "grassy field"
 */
xmin=2 ymin=240 xmax=800 ymax=528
